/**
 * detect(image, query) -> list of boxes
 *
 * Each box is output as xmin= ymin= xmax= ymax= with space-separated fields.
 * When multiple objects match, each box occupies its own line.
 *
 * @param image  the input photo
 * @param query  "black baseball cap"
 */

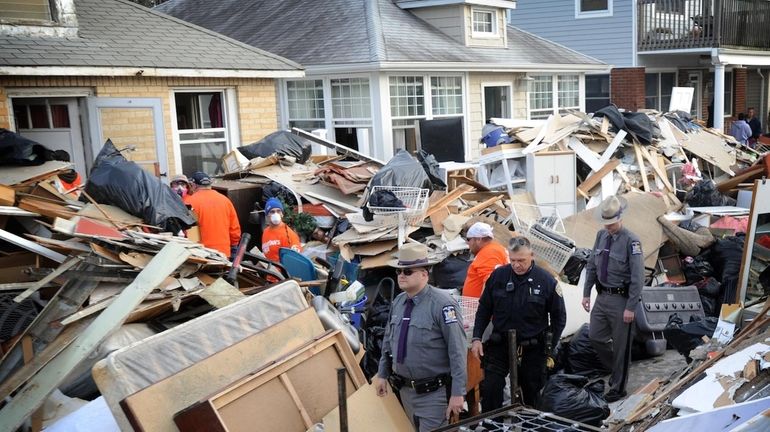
xmin=190 ymin=171 xmax=212 ymax=186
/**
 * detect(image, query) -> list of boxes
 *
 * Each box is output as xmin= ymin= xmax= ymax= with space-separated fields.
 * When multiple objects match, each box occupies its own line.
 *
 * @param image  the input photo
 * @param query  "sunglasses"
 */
xmin=395 ymin=268 xmax=422 ymax=276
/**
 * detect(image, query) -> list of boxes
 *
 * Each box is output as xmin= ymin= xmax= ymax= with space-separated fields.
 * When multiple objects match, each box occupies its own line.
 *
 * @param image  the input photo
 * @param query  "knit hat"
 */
xmin=265 ymin=197 xmax=284 ymax=213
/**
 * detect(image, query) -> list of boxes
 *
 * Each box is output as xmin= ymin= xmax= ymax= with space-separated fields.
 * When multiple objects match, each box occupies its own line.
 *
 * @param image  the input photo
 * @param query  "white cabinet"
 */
xmin=526 ymin=151 xmax=576 ymax=217
xmin=476 ymin=146 xmax=527 ymax=198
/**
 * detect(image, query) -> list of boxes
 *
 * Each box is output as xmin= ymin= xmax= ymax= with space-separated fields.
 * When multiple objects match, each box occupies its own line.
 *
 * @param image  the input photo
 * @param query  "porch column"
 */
xmin=713 ymin=62 xmax=726 ymax=131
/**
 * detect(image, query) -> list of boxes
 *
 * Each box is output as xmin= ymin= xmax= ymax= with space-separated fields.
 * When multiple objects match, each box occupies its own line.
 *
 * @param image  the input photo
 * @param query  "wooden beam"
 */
xmin=633 ymin=144 xmax=651 ymax=192
xmin=424 ymin=184 xmax=473 ymax=219
xmin=0 ymin=228 xmax=66 ymax=263
xmin=597 ymin=130 xmax=627 ymax=168
xmin=0 ymin=243 xmax=191 ymax=432
xmin=577 ymin=159 xmax=621 ymax=196
xmin=13 ymin=257 xmax=81 ymax=303
xmin=460 ymin=195 xmax=503 ymax=217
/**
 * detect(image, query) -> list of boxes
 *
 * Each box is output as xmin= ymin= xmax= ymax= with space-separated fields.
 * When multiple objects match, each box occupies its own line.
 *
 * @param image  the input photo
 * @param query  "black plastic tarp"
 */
xmin=594 ymin=105 xmax=656 ymax=145
xmin=367 ymin=150 xmax=433 ymax=191
xmin=0 ymin=129 xmax=54 ymax=166
xmin=237 ymin=131 xmax=312 ymax=164
xmin=84 ymin=140 xmax=197 ymax=233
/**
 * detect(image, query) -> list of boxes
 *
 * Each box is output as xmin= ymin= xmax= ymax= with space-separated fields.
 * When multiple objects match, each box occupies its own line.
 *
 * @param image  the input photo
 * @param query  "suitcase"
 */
xmin=635 ymin=285 xmax=705 ymax=356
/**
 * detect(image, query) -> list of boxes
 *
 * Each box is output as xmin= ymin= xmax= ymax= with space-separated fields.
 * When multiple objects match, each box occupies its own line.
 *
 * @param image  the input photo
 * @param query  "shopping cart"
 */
xmin=366 ymin=186 xmax=429 ymax=246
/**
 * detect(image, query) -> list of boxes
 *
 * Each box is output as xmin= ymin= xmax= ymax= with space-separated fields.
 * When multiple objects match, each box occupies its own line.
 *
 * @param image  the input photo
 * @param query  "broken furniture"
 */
xmin=476 ymin=145 xmax=526 ymax=198
xmin=635 ymin=285 xmax=705 ymax=356
xmin=431 ymin=404 xmax=602 ymax=432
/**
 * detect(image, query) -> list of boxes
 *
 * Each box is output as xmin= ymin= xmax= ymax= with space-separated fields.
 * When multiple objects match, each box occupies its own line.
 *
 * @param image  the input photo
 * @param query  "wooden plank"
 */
xmin=633 ymin=144 xmax=651 ymax=192
xmin=13 ymin=257 xmax=81 ymax=303
xmin=0 ymin=243 xmax=191 ymax=432
xmin=460 ymin=195 xmax=503 ymax=217
xmin=522 ymin=114 xmax=553 ymax=153
xmin=597 ymin=130 xmax=627 ymax=168
xmin=20 ymin=337 xmax=43 ymax=432
xmin=0 ymin=184 xmax=15 ymax=206
xmin=321 ymin=384 xmax=413 ymax=432
xmin=424 ymin=184 xmax=473 ymax=219
xmin=639 ymin=145 xmax=674 ymax=193
xmin=0 ymin=161 xmax=72 ymax=186
xmin=577 ymin=159 xmax=621 ymax=196
xmin=0 ymin=228 xmax=67 ymax=263
xmin=303 ymin=191 xmax=360 ymax=213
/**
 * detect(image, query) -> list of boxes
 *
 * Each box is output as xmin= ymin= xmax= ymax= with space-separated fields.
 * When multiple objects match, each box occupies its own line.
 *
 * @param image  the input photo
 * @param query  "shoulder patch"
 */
xmin=630 ymin=240 xmax=642 ymax=255
xmin=555 ymin=283 xmax=563 ymax=298
xmin=442 ymin=305 xmax=458 ymax=324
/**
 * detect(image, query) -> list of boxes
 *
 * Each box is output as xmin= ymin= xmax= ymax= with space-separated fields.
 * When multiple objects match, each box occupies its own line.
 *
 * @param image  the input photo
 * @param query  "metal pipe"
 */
xmin=758 ymin=68 xmax=766 ymax=134
xmin=507 ymin=329 xmax=521 ymax=405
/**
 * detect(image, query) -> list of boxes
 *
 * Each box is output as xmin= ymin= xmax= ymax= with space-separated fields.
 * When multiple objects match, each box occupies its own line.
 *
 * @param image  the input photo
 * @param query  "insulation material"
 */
xmin=92 ymin=281 xmax=307 ymax=431
xmin=672 ymin=343 xmax=770 ymax=415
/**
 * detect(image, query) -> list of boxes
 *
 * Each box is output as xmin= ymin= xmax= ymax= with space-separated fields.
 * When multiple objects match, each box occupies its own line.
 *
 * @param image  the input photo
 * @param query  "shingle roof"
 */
xmin=156 ymin=0 xmax=604 ymax=69
xmin=0 ymin=0 xmax=302 ymax=73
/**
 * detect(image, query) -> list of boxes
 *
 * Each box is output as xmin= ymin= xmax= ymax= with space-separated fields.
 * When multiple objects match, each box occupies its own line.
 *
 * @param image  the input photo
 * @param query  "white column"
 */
xmin=713 ymin=63 xmax=726 ymax=131
xmin=372 ymin=72 xmax=393 ymax=161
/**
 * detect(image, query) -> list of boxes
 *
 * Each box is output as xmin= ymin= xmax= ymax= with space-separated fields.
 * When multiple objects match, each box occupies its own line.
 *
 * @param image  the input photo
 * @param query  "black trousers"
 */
xmin=480 ymin=337 xmax=546 ymax=411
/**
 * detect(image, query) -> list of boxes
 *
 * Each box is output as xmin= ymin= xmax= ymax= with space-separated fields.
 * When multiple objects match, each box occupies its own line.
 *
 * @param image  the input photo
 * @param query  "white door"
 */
xmin=11 ymin=97 xmax=86 ymax=178
xmin=688 ymin=72 xmax=702 ymax=119
xmin=86 ymin=97 xmax=168 ymax=180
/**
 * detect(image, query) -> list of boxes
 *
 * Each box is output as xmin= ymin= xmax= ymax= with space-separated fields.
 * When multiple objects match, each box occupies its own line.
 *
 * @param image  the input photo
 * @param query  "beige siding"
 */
xmin=467 ymin=72 xmax=527 ymax=161
xmin=412 ymin=5 xmax=465 ymax=43
xmin=464 ymin=5 xmax=507 ymax=48
xmin=0 ymin=76 xmax=278 ymax=175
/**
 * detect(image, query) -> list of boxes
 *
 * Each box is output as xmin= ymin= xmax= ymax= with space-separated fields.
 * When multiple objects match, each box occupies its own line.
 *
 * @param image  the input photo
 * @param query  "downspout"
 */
xmin=758 ymin=68 xmax=766 ymax=134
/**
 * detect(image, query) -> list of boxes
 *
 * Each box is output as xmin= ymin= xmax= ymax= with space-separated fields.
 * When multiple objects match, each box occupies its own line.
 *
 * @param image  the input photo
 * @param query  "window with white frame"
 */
xmin=528 ymin=75 xmax=580 ymax=120
xmin=390 ymin=75 xmax=465 ymax=154
xmin=585 ymin=74 xmax=610 ymax=113
xmin=174 ymin=91 xmax=229 ymax=175
xmin=645 ymin=72 xmax=676 ymax=112
xmin=472 ymin=9 xmax=496 ymax=35
xmin=576 ymin=0 xmax=611 ymax=17
xmin=287 ymin=79 xmax=325 ymax=130
xmin=330 ymin=77 xmax=373 ymax=152
xmin=723 ymin=71 xmax=733 ymax=117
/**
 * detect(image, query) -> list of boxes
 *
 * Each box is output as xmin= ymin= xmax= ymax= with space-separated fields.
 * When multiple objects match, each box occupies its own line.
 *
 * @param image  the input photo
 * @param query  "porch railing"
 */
xmin=637 ymin=0 xmax=770 ymax=51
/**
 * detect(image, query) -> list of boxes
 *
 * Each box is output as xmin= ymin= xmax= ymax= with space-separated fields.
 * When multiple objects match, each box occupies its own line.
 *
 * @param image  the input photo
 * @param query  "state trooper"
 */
xmin=581 ymin=195 xmax=644 ymax=402
xmin=374 ymin=243 xmax=467 ymax=431
xmin=471 ymin=236 xmax=566 ymax=411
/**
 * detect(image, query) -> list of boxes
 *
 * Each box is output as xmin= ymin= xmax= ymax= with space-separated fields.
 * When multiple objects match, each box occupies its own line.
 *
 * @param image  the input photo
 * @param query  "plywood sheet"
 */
xmin=321 ymin=384 xmax=413 ymax=432
xmin=0 ymin=161 xmax=71 ymax=186
xmin=681 ymin=131 xmax=737 ymax=175
xmin=120 ymin=308 xmax=324 ymax=432
xmin=563 ymin=193 xmax=668 ymax=268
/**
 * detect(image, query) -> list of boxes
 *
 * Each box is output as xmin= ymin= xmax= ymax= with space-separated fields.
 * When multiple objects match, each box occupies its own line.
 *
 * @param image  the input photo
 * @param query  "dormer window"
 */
xmin=575 ymin=0 xmax=612 ymax=18
xmin=472 ymin=8 xmax=497 ymax=36
xmin=0 ymin=0 xmax=53 ymax=22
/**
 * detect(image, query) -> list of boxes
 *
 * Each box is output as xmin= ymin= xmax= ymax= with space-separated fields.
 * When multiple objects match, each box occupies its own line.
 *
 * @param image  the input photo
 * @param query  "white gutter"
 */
xmin=0 ymin=66 xmax=305 ymax=79
xmin=306 ymin=61 xmax=609 ymax=75
xmin=396 ymin=0 xmax=516 ymax=9
xmin=637 ymin=48 xmax=713 ymax=55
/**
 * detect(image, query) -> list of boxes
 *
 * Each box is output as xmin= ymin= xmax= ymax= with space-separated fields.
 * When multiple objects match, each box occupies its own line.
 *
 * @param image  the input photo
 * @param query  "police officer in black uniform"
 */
xmin=471 ymin=236 xmax=566 ymax=411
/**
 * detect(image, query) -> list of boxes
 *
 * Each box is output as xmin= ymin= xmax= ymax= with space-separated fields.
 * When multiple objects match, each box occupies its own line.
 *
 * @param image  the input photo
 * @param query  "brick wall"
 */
xmin=0 ymin=76 xmax=279 ymax=174
xmin=610 ymin=67 xmax=645 ymax=111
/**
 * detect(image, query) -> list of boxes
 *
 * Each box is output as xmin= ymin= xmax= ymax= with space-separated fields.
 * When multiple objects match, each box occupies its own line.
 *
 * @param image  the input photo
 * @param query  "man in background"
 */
xmin=462 ymin=222 xmax=508 ymax=298
xmin=260 ymin=197 xmax=302 ymax=263
xmin=747 ymin=107 xmax=762 ymax=146
xmin=186 ymin=171 xmax=241 ymax=257
xmin=730 ymin=113 xmax=752 ymax=145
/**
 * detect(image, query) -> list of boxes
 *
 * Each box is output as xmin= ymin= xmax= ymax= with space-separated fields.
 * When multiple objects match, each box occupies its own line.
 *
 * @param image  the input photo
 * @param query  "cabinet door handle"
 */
xmin=556 ymin=175 xmax=560 ymax=183
xmin=550 ymin=175 xmax=554 ymax=184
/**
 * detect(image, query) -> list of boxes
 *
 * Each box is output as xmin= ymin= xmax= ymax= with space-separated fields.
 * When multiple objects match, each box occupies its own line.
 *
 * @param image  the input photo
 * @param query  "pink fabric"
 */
xmin=710 ymin=216 xmax=749 ymax=234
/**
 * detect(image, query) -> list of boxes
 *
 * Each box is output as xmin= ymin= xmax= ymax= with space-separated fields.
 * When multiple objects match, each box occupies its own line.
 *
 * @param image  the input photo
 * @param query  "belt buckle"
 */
xmin=408 ymin=379 xmax=417 ymax=390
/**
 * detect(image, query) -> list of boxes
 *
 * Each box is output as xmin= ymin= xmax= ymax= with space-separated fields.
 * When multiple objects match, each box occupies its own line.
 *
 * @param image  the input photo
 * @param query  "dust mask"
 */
xmin=269 ymin=213 xmax=282 ymax=225
xmin=174 ymin=185 xmax=187 ymax=197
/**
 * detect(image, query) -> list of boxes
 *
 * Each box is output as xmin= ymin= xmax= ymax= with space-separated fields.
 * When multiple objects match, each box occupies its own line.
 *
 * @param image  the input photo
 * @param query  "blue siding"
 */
xmin=509 ymin=1 xmax=634 ymax=68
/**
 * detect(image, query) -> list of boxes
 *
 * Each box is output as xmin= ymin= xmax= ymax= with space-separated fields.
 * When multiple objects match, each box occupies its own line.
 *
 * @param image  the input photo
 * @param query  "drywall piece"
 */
xmin=198 ymin=278 xmax=245 ymax=308
xmin=321 ymin=384 xmax=413 ymax=432
xmin=648 ymin=396 xmax=770 ymax=432
xmin=118 ymin=308 xmax=324 ymax=432
xmin=0 ymin=228 xmax=67 ymax=263
xmin=0 ymin=242 xmax=190 ymax=432
xmin=681 ymin=130 xmax=737 ymax=175
xmin=93 ymin=280 xmax=308 ymax=431
xmin=672 ymin=343 xmax=770 ymax=414
xmin=0 ymin=161 xmax=72 ymax=186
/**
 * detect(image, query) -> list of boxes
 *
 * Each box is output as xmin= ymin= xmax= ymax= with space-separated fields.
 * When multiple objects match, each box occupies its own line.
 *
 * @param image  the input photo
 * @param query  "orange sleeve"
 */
xmin=228 ymin=203 xmax=241 ymax=246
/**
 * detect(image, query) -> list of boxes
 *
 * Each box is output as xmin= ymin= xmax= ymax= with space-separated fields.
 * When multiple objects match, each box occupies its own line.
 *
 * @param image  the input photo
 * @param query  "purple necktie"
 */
xmin=396 ymin=298 xmax=415 ymax=364
xmin=600 ymin=234 xmax=613 ymax=284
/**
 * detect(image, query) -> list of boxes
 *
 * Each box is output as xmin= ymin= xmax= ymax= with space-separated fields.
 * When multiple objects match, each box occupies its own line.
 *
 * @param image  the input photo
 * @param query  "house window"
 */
xmin=12 ymin=100 xmax=70 ymax=129
xmin=0 ymin=0 xmax=52 ymax=21
xmin=724 ymin=71 xmax=733 ymax=117
xmin=585 ymin=74 xmax=610 ymax=113
xmin=472 ymin=9 xmax=496 ymax=35
xmin=390 ymin=75 xmax=465 ymax=154
xmin=645 ymin=72 xmax=676 ymax=111
xmin=576 ymin=0 xmax=612 ymax=17
xmin=528 ymin=75 xmax=581 ymax=120
xmin=431 ymin=76 xmax=463 ymax=116
xmin=331 ymin=77 xmax=373 ymax=152
xmin=658 ymin=0 xmax=686 ymax=14
xmin=174 ymin=91 xmax=228 ymax=175
xmin=287 ymin=79 xmax=325 ymax=130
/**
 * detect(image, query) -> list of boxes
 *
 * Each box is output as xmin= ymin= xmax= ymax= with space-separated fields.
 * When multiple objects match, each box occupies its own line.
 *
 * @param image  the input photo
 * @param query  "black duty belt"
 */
xmin=597 ymin=282 xmax=628 ymax=296
xmin=389 ymin=373 xmax=449 ymax=394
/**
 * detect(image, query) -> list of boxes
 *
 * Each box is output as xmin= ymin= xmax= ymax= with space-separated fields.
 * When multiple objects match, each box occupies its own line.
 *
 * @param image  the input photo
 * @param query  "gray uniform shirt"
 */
xmin=377 ymin=285 xmax=468 ymax=397
xmin=583 ymin=226 xmax=644 ymax=311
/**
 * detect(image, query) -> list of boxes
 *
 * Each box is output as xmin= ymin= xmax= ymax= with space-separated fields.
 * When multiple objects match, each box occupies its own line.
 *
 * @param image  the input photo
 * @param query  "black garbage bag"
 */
xmin=563 ymin=248 xmax=591 ymax=285
xmin=683 ymin=254 xmax=715 ymax=284
xmin=710 ymin=234 xmax=745 ymax=304
xmin=696 ymin=276 xmax=721 ymax=297
xmin=84 ymin=140 xmax=196 ymax=233
xmin=261 ymin=181 xmax=298 ymax=207
xmin=700 ymin=294 xmax=718 ymax=317
xmin=416 ymin=150 xmax=447 ymax=190
xmin=237 ymin=131 xmax=312 ymax=164
xmin=0 ymin=129 xmax=55 ymax=166
xmin=594 ymin=105 xmax=655 ymax=145
xmin=685 ymin=179 xmax=737 ymax=207
xmin=539 ymin=374 xmax=610 ymax=426
xmin=367 ymin=150 xmax=432 ymax=191
xmin=566 ymin=324 xmax=611 ymax=377
xmin=550 ymin=340 xmax=570 ymax=375
xmin=433 ymin=252 xmax=471 ymax=291
xmin=664 ymin=314 xmax=718 ymax=362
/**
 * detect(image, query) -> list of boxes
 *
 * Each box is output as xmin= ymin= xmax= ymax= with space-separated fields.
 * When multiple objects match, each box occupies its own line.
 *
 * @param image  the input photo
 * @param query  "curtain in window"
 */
xmin=208 ymin=93 xmax=223 ymax=128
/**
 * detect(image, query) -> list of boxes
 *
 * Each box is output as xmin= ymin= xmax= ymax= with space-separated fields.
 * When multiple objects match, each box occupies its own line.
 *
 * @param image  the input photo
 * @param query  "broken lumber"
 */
xmin=577 ymin=159 xmax=621 ymax=196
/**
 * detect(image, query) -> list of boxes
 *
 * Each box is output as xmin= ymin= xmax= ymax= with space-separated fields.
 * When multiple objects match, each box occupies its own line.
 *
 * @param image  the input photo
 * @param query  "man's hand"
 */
xmin=373 ymin=376 xmax=388 ymax=397
xmin=623 ymin=309 xmax=635 ymax=323
xmin=470 ymin=340 xmax=484 ymax=359
xmin=581 ymin=297 xmax=591 ymax=313
xmin=445 ymin=395 xmax=464 ymax=420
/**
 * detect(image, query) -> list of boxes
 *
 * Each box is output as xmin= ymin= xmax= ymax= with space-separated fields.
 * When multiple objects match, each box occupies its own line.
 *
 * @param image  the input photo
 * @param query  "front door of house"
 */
xmin=483 ymin=85 xmax=512 ymax=123
xmin=11 ymin=97 xmax=87 ymax=178
xmin=86 ymin=97 xmax=168 ymax=180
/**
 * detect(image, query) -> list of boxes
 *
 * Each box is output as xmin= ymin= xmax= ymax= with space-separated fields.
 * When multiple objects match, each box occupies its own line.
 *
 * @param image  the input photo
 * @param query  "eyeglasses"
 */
xmin=395 ymin=268 xmax=419 ymax=276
